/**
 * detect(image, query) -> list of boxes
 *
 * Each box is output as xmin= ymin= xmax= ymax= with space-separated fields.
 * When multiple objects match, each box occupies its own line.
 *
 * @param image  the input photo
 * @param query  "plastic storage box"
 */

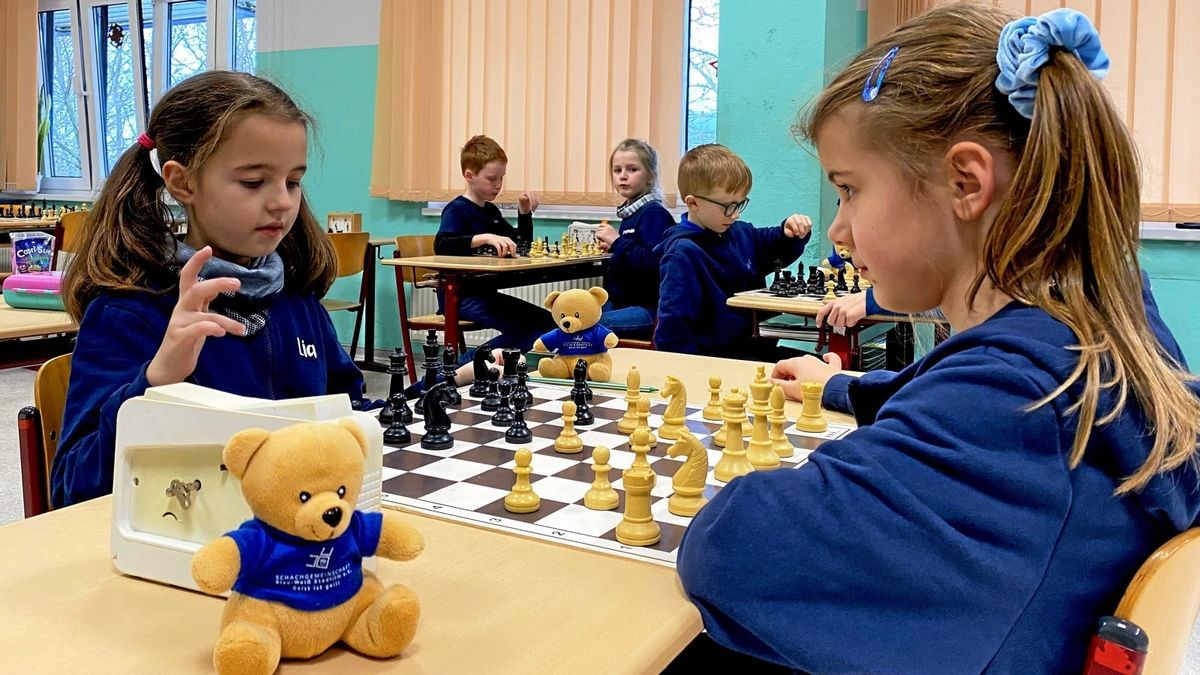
xmin=2 ymin=271 xmax=64 ymax=311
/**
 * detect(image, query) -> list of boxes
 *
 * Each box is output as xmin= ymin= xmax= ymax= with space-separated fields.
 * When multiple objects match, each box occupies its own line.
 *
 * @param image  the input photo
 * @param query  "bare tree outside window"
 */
xmin=687 ymin=0 xmax=718 ymax=149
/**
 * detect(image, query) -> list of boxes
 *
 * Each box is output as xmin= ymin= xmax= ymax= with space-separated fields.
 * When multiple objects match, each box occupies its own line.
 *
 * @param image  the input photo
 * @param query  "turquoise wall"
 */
xmin=1140 ymin=241 xmax=1200 ymax=369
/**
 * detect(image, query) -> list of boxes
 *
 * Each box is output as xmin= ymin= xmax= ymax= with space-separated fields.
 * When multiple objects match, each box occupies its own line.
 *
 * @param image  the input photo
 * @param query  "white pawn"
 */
xmin=555 ymin=400 xmax=584 ymax=453
xmin=702 ymin=375 xmax=722 ymax=421
xmin=504 ymin=448 xmax=540 ymax=513
xmin=584 ymin=446 xmax=619 ymax=510
xmin=769 ymin=384 xmax=795 ymax=458
xmin=635 ymin=395 xmax=658 ymax=448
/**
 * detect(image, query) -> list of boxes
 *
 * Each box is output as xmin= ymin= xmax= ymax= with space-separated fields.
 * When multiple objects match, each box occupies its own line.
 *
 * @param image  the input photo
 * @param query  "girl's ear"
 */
xmin=944 ymin=141 xmax=997 ymax=223
xmin=161 ymin=160 xmax=195 ymax=205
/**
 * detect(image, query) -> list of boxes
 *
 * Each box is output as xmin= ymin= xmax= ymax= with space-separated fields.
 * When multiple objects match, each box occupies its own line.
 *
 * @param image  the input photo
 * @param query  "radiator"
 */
xmin=406 ymin=277 xmax=604 ymax=347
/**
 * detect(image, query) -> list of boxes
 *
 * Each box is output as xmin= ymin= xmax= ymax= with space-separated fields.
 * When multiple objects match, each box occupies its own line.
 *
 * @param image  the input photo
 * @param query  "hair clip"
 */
xmin=862 ymin=46 xmax=900 ymax=103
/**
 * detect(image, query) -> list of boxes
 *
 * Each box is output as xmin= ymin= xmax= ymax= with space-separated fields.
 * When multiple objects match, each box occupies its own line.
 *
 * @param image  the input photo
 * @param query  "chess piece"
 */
xmin=769 ymin=384 xmax=795 ymax=458
xmin=836 ymin=267 xmax=848 ymax=292
xmin=667 ymin=431 xmax=709 ymax=517
xmin=713 ymin=386 xmax=751 ymax=448
xmin=505 ymin=388 xmax=533 ymax=444
xmin=658 ymin=376 xmax=686 ymax=440
xmin=617 ymin=367 xmax=640 ymax=435
xmin=570 ymin=360 xmax=594 ymax=426
xmin=419 ymin=381 xmax=454 ymax=450
xmin=850 ymin=273 xmax=862 ymax=294
xmin=823 ymin=278 xmax=837 ymax=302
xmin=795 ymin=381 xmax=828 ymax=432
xmin=491 ymin=380 xmax=516 ymax=427
xmin=415 ymin=329 xmax=442 ymax=413
xmin=481 ymin=365 xmax=502 ymax=412
xmin=583 ymin=446 xmax=619 ymax=510
xmin=769 ymin=260 xmax=783 ymax=293
xmin=469 ymin=347 xmax=495 ymax=397
xmin=501 ymin=348 xmax=521 ymax=388
xmin=441 ymin=346 xmax=462 ymax=406
xmin=379 ymin=347 xmax=412 ymax=427
xmin=554 ymin=400 xmax=584 ymax=453
xmin=382 ymin=390 xmax=412 ymax=446
xmin=514 ymin=359 xmax=532 ymax=410
xmin=746 ymin=366 xmax=780 ymax=471
xmin=504 ymin=448 xmax=541 ymax=513
xmin=702 ymin=375 xmax=722 ymax=421
xmin=615 ymin=457 xmax=660 ymax=546
xmin=629 ymin=427 xmax=655 ymax=475
xmin=714 ymin=390 xmax=754 ymax=482
xmin=635 ymin=396 xmax=658 ymax=448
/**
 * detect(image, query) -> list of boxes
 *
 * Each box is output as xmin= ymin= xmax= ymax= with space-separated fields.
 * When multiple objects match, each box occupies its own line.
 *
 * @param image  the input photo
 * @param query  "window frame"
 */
xmin=29 ymin=0 xmax=253 ymax=198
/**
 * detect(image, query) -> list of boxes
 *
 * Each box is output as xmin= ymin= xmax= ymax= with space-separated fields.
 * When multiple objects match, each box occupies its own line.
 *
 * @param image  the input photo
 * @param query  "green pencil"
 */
xmin=526 ymin=375 xmax=657 ymax=393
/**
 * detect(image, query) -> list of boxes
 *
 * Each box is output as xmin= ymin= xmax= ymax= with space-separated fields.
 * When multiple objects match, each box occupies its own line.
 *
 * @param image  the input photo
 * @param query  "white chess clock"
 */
xmin=110 ymin=383 xmax=383 ymax=592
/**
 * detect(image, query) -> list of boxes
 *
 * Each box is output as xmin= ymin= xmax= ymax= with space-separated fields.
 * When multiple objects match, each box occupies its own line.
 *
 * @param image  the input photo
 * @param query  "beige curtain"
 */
xmin=0 ymin=0 xmax=39 ymax=192
xmin=371 ymin=0 xmax=686 ymax=207
xmin=867 ymin=0 xmax=1200 ymax=221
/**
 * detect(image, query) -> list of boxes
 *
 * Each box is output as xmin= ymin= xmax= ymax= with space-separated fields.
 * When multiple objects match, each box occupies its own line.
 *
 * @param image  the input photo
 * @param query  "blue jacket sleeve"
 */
xmin=821 ymin=369 xmax=903 ymax=419
xmin=51 ymin=302 xmax=161 ymax=507
xmin=677 ymin=351 xmax=1071 ymax=673
xmin=752 ymin=220 xmax=809 ymax=278
xmin=607 ymin=208 xmax=672 ymax=278
xmin=653 ymin=245 xmax=701 ymax=354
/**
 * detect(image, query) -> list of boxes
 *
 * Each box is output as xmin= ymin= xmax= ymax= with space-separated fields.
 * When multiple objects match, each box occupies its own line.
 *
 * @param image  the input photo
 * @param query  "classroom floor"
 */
xmin=0 ymin=357 xmax=1197 ymax=671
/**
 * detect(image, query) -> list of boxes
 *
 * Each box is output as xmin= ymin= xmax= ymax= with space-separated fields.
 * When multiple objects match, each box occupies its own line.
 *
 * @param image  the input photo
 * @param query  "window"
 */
xmin=686 ymin=0 xmax=719 ymax=150
xmin=35 ymin=0 xmax=256 ymax=195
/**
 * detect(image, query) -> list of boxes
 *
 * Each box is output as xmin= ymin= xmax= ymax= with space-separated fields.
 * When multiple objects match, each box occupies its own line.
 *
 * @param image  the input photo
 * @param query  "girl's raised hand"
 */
xmin=146 ymin=246 xmax=247 ymax=386
xmin=596 ymin=221 xmax=619 ymax=246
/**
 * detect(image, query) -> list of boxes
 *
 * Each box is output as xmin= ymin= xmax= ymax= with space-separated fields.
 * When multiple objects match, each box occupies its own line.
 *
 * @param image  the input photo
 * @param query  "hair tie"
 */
xmin=862 ymin=46 xmax=900 ymax=103
xmin=995 ymin=8 xmax=1110 ymax=119
xmin=137 ymin=132 xmax=155 ymax=149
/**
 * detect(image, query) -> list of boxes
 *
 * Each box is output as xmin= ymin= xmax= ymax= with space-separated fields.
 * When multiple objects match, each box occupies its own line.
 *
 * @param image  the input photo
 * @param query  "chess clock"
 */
xmin=110 ymin=383 xmax=383 ymax=592
xmin=326 ymin=211 xmax=362 ymax=233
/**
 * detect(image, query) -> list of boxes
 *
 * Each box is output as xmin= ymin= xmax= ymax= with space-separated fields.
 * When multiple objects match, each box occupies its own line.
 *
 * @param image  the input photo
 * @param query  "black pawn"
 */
xmin=514 ymin=360 xmax=532 ymax=409
xmin=491 ymin=380 xmax=516 ymax=427
xmin=504 ymin=391 xmax=533 ymax=444
xmin=851 ymin=273 xmax=862 ymax=294
xmin=481 ymin=366 xmax=502 ymax=412
xmin=769 ymin=260 xmax=783 ymax=293
xmin=469 ymin=348 xmax=494 ymax=397
xmin=441 ymin=346 xmax=462 ymax=406
xmin=383 ymin=391 xmax=412 ymax=446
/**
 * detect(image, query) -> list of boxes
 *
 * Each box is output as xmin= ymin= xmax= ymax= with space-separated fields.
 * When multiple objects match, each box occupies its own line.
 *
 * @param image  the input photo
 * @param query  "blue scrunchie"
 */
xmin=995 ymin=8 xmax=1110 ymax=119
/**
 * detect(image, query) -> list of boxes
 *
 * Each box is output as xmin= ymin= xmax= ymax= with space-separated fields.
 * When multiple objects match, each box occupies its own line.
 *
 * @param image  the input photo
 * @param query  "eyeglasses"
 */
xmin=695 ymin=194 xmax=750 ymax=218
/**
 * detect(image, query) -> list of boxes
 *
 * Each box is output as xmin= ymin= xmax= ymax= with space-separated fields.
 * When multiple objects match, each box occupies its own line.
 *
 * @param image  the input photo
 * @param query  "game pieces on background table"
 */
xmin=375 ymin=335 xmax=852 ymax=566
xmin=763 ymin=258 xmax=873 ymax=301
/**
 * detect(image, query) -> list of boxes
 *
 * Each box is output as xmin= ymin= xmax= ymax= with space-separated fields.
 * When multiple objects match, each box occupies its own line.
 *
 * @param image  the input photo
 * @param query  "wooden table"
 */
xmin=727 ymin=291 xmax=943 ymax=370
xmin=0 ymin=297 xmax=75 ymax=340
xmin=382 ymin=254 xmax=610 ymax=354
xmin=0 ymin=217 xmax=58 ymax=233
xmin=1 ymin=350 xmax=845 ymax=672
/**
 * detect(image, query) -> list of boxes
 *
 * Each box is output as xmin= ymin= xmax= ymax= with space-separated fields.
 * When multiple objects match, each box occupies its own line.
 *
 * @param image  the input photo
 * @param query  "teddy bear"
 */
xmin=191 ymin=419 xmax=425 ymax=675
xmin=532 ymin=286 xmax=619 ymax=382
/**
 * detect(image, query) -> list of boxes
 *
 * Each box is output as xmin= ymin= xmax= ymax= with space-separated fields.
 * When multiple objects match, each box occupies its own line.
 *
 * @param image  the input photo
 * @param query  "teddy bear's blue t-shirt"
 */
xmin=538 ymin=324 xmax=613 ymax=356
xmin=226 ymin=511 xmax=383 ymax=611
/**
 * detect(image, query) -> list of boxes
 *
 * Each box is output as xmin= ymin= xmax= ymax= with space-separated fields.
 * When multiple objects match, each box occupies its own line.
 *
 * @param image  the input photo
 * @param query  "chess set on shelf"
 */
xmin=763 ymin=258 xmax=874 ymax=301
xmin=375 ymin=331 xmax=854 ymax=566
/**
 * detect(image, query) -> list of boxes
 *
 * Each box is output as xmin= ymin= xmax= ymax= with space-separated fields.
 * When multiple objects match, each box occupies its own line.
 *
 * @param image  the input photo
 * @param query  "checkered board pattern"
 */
xmin=381 ymin=384 xmax=854 ymax=567
xmin=741 ymin=288 xmax=860 ymax=302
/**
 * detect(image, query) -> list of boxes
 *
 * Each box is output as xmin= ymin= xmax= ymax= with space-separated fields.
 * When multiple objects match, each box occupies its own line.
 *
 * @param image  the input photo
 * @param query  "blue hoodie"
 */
xmin=677 ymin=298 xmax=1200 ymax=674
xmin=604 ymin=201 xmax=675 ymax=311
xmin=654 ymin=215 xmax=809 ymax=358
xmin=51 ymin=287 xmax=368 ymax=507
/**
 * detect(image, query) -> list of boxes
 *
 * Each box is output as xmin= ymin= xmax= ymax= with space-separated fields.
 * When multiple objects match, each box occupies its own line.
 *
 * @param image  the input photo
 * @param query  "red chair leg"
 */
xmin=18 ymin=407 xmax=49 ymax=518
xmin=394 ymin=263 xmax=417 ymax=384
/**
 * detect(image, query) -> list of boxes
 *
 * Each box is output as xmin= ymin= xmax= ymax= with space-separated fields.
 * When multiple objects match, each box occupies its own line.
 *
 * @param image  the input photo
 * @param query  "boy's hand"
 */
xmin=769 ymin=353 xmax=842 ymax=401
xmin=518 ymin=191 xmax=540 ymax=214
xmin=147 ymin=247 xmax=246 ymax=387
xmin=817 ymin=292 xmax=868 ymax=327
xmin=596 ymin=221 xmax=619 ymax=247
xmin=783 ymin=213 xmax=813 ymax=239
xmin=477 ymin=233 xmax=517 ymax=257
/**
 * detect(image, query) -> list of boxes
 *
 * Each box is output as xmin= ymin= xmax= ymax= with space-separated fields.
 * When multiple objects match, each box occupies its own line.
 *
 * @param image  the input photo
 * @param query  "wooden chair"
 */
xmin=51 ymin=209 xmax=87 ymax=270
xmin=16 ymin=353 xmax=72 ymax=518
xmin=393 ymin=235 xmax=481 ymax=377
xmin=320 ymin=232 xmax=370 ymax=360
xmin=1110 ymin=528 xmax=1200 ymax=674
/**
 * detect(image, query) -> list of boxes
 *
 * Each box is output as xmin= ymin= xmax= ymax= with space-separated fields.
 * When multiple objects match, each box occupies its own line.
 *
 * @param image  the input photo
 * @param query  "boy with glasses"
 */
xmin=653 ymin=144 xmax=813 ymax=359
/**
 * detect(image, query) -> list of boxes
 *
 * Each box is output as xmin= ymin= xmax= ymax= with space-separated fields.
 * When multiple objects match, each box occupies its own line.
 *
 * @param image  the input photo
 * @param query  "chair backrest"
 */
xmin=35 ymin=353 xmax=72 ymax=477
xmin=327 ymin=232 xmax=370 ymax=278
xmin=57 ymin=210 xmax=88 ymax=254
xmin=1114 ymin=527 xmax=1200 ymax=674
xmin=394 ymin=235 xmax=438 ymax=283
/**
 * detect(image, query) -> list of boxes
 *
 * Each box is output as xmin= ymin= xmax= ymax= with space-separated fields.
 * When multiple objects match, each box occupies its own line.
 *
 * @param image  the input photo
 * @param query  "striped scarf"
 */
xmin=616 ymin=192 xmax=662 ymax=219
xmin=173 ymin=242 xmax=284 ymax=337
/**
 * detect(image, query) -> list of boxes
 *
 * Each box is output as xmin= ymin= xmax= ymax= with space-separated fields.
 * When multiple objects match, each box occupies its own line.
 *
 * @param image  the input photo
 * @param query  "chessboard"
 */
xmin=760 ymin=262 xmax=870 ymax=300
xmin=380 ymin=383 xmax=854 ymax=567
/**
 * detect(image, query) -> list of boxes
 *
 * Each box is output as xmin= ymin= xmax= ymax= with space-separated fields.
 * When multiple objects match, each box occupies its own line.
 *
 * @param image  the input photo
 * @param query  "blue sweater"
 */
xmin=677 ymin=299 xmax=1200 ymax=674
xmin=604 ymin=201 xmax=675 ymax=311
xmin=654 ymin=215 xmax=809 ymax=357
xmin=434 ymin=195 xmax=533 ymax=304
xmin=51 ymin=288 xmax=368 ymax=507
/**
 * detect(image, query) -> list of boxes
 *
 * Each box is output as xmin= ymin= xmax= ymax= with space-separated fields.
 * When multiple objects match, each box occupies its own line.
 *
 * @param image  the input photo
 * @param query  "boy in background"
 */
xmin=434 ymin=135 xmax=554 ymax=352
xmin=654 ymin=144 xmax=813 ymax=360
